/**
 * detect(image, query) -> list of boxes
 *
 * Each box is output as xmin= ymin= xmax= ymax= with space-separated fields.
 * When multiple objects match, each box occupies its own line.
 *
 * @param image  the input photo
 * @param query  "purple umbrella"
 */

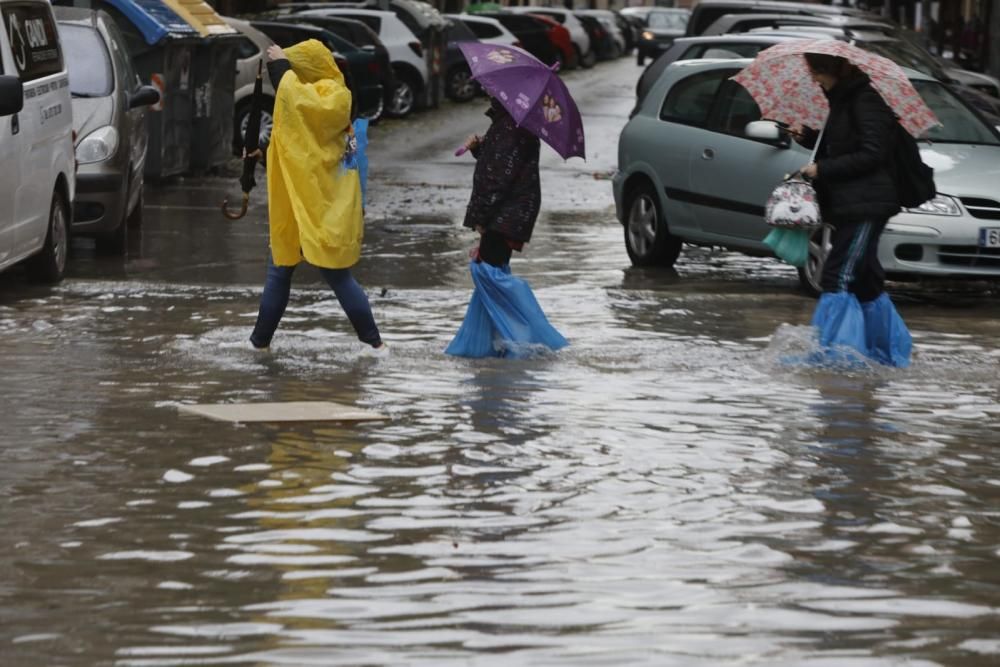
xmin=458 ymin=42 xmax=585 ymax=160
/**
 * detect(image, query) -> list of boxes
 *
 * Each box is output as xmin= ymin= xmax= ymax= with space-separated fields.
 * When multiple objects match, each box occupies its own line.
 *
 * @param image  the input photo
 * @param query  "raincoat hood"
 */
xmin=267 ymin=40 xmax=363 ymax=269
xmin=286 ymin=39 xmax=344 ymax=85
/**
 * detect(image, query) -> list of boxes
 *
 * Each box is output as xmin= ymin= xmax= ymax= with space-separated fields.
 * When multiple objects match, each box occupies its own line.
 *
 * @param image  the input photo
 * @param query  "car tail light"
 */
xmin=409 ymin=41 xmax=423 ymax=57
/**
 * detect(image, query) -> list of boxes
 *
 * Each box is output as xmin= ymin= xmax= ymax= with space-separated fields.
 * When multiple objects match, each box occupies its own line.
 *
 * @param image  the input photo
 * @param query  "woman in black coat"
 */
xmin=793 ymin=53 xmax=912 ymax=367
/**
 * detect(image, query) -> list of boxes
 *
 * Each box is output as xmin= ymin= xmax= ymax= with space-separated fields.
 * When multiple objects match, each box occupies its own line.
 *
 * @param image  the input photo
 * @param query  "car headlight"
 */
xmin=641 ymin=31 xmax=654 ymax=40
xmin=76 ymin=126 xmax=119 ymax=164
xmin=904 ymin=194 xmax=961 ymax=216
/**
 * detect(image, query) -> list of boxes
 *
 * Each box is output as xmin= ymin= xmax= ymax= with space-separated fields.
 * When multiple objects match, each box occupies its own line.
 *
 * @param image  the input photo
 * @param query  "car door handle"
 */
xmin=11 ymin=113 xmax=18 ymax=135
xmin=701 ymin=147 xmax=714 ymax=160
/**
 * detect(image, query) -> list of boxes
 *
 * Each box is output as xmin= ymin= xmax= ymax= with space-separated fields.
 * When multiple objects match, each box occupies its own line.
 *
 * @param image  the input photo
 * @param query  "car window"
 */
xmin=681 ymin=42 xmax=764 ymax=59
xmin=339 ymin=14 xmax=380 ymax=33
xmin=914 ymin=80 xmax=1000 ymax=145
xmin=2 ymin=1 xmax=64 ymax=81
xmin=465 ymin=20 xmax=501 ymax=39
xmin=707 ymin=79 xmax=762 ymax=136
xmin=446 ymin=19 xmax=476 ymax=42
xmin=235 ymin=36 xmax=259 ymax=60
xmin=59 ymin=24 xmax=112 ymax=97
xmin=659 ymin=69 xmax=728 ymax=126
xmin=648 ymin=11 xmax=689 ymax=31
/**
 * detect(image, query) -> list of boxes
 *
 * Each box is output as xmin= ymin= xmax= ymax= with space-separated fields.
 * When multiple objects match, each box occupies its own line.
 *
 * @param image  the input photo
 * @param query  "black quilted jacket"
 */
xmin=463 ymin=100 xmax=541 ymax=243
xmin=804 ymin=75 xmax=901 ymax=222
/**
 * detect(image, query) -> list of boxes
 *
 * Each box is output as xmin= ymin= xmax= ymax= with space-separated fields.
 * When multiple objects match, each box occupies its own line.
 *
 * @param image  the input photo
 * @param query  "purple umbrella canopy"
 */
xmin=459 ymin=42 xmax=585 ymax=160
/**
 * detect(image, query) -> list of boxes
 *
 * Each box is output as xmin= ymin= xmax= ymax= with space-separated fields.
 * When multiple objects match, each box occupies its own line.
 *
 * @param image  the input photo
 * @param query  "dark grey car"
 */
xmin=55 ymin=7 xmax=159 ymax=255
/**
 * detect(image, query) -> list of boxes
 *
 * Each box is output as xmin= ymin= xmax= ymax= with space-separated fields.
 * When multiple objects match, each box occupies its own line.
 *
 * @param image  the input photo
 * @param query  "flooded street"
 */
xmin=3 ymin=58 xmax=1000 ymax=666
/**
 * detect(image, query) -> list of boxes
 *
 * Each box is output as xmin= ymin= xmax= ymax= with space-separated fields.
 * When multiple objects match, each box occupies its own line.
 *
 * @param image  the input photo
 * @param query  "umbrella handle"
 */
xmin=221 ymin=192 xmax=250 ymax=220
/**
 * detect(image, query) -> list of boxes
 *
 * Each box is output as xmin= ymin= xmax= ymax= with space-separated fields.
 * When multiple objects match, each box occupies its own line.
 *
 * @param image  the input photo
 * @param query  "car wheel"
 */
xmin=580 ymin=47 xmax=596 ymax=69
xmin=28 ymin=189 xmax=69 ymax=283
xmin=95 ymin=211 xmax=128 ymax=256
xmin=624 ymin=182 xmax=682 ymax=267
xmin=237 ymin=98 xmax=275 ymax=157
xmin=387 ymin=76 xmax=416 ymax=117
xmin=446 ymin=65 xmax=477 ymax=103
xmin=797 ymin=224 xmax=833 ymax=296
xmin=360 ymin=93 xmax=384 ymax=123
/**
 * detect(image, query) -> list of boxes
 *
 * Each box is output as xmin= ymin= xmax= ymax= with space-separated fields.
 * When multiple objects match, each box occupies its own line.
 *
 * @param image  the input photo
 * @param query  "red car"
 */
xmin=529 ymin=13 xmax=577 ymax=69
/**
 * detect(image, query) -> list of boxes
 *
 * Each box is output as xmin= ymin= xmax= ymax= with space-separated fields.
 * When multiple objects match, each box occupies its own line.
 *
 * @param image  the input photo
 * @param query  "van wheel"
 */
xmin=624 ymin=182 xmax=681 ymax=267
xmin=797 ymin=224 xmax=833 ymax=296
xmin=28 ymin=189 xmax=69 ymax=283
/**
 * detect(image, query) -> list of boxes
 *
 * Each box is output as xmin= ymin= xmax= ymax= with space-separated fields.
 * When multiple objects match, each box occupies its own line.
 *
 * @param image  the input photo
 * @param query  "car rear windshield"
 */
xmin=648 ymin=11 xmax=689 ymax=31
xmin=60 ymin=24 xmax=112 ymax=97
xmin=915 ymin=81 xmax=1000 ymax=145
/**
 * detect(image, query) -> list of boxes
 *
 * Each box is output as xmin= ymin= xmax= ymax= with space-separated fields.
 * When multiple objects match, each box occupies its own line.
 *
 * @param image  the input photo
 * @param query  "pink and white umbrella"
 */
xmin=732 ymin=39 xmax=940 ymax=138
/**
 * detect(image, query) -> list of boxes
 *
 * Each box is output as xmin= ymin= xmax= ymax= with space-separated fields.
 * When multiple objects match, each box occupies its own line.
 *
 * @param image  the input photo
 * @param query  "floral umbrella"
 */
xmin=732 ymin=39 xmax=940 ymax=138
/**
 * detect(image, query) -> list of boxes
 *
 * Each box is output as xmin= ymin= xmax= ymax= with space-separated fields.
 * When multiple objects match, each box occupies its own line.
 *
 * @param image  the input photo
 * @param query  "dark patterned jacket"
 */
xmin=463 ymin=101 xmax=541 ymax=243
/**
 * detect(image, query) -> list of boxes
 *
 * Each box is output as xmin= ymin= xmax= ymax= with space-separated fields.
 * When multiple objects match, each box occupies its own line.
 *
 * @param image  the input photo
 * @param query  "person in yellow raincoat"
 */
xmin=250 ymin=40 xmax=384 ymax=351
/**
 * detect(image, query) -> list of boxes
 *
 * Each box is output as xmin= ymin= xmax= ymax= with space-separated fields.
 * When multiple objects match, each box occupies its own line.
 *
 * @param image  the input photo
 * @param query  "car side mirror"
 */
xmin=129 ymin=85 xmax=160 ymax=109
xmin=745 ymin=120 xmax=789 ymax=147
xmin=0 ymin=75 xmax=24 ymax=116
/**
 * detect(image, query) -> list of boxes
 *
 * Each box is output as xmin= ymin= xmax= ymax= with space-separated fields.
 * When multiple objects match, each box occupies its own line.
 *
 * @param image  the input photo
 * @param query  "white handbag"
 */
xmin=764 ymin=127 xmax=824 ymax=231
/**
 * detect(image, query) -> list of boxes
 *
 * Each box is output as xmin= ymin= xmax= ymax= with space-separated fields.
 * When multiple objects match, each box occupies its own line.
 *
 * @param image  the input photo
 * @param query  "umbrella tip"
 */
xmin=549 ymin=61 xmax=560 ymax=73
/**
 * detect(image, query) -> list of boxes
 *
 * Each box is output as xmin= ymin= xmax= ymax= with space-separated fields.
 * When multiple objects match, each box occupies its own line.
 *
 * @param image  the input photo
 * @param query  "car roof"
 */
xmin=672 ymin=33 xmax=833 ymax=45
xmin=693 ymin=0 xmax=872 ymax=16
xmin=299 ymin=7 xmax=396 ymax=18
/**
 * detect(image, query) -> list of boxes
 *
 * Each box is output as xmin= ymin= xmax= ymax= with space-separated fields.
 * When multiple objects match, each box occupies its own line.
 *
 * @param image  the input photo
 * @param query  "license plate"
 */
xmin=979 ymin=228 xmax=1000 ymax=248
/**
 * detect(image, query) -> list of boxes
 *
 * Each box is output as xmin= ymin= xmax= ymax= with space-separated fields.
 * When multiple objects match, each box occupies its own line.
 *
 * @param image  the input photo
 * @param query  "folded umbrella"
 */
xmin=222 ymin=61 xmax=264 ymax=220
xmin=458 ymin=42 xmax=585 ymax=160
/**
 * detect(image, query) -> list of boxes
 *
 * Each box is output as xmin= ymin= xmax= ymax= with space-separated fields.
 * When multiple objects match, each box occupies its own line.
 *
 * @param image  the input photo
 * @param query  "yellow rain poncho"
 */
xmin=267 ymin=40 xmax=363 ymax=268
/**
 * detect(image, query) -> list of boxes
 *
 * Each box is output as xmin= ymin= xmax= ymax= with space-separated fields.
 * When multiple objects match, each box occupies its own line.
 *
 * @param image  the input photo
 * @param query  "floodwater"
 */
xmin=2 ymin=59 xmax=1000 ymax=667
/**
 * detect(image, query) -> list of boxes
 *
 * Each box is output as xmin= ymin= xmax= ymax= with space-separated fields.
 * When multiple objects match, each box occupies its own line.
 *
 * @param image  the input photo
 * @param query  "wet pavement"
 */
xmin=3 ymin=57 xmax=1000 ymax=667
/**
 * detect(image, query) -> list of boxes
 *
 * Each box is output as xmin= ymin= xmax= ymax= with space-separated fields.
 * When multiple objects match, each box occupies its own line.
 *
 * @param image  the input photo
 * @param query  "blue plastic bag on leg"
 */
xmin=810 ymin=291 xmax=869 ymax=366
xmin=862 ymin=293 xmax=912 ymax=367
xmin=352 ymin=118 xmax=369 ymax=208
xmin=446 ymin=261 xmax=568 ymax=358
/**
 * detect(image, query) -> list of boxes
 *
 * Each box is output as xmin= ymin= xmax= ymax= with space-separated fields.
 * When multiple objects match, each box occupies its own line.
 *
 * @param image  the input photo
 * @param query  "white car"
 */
xmin=297 ymin=7 xmax=427 ymax=117
xmin=507 ymin=6 xmax=591 ymax=65
xmin=446 ymin=13 xmax=518 ymax=47
xmin=0 ymin=0 xmax=74 ymax=282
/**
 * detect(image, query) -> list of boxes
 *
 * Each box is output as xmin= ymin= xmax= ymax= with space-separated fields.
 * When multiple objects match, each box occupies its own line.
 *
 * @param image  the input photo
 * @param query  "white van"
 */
xmin=0 ymin=0 xmax=74 ymax=282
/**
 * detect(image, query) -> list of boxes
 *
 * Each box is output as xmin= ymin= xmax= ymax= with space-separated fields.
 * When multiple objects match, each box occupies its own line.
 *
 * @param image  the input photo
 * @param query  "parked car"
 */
xmin=443 ymin=16 xmax=478 ymax=103
xmin=701 ymin=12 xmax=891 ymax=37
xmin=684 ymin=0 xmax=877 ymax=37
xmin=292 ymin=7 xmax=427 ymax=117
xmin=250 ymin=21 xmax=384 ymax=122
xmin=0 ymin=0 xmax=74 ymax=282
xmin=472 ymin=12 xmax=558 ymax=68
xmin=507 ymin=6 xmax=592 ymax=68
xmin=446 ymin=13 xmax=519 ymax=48
xmin=578 ymin=10 xmax=626 ymax=56
xmin=636 ymin=8 xmax=690 ymax=66
xmin=614 ymin=58 xmax=1000 ymax=292
xmin=575 ymin=13 xmax=617 ymax=62
xmin=272 ymin=13 xmax=395 ymax=120
xmin=55 ymin=7 xmax=158 ymax=255
xmin=526 ymin=13 xmax=576 ymax=69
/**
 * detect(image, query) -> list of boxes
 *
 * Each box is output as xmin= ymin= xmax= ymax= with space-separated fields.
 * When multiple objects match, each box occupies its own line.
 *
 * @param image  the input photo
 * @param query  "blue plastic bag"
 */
xmin=446 ymin=261 xmax=568 ymax=358
xmin=806 ymin=291 xmax=912 ymax=368
xmin=341 ymin=118 xmax=369 ymax=207
xmin=763 ymin=227 xmax=810 ymax=268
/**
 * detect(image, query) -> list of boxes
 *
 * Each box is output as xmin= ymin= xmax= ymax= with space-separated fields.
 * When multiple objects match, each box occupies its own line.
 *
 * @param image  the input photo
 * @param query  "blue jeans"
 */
xmin=250 ymin=255 xmax=382 ymax=348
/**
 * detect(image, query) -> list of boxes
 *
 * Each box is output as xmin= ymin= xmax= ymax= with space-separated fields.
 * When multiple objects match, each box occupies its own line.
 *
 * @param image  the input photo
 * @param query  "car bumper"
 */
xmin=880 ymin=211 xmax=1000 ymax=278
xmin=72 ymin=170 xmax=127 ymax=234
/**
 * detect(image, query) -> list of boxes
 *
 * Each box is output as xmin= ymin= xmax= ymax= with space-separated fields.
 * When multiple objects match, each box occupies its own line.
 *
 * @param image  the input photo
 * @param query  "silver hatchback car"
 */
xmin=614 ymin=58 xmax=1000 ymax=291
xmin=55 ymin=7 xmax=159 ymax=255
